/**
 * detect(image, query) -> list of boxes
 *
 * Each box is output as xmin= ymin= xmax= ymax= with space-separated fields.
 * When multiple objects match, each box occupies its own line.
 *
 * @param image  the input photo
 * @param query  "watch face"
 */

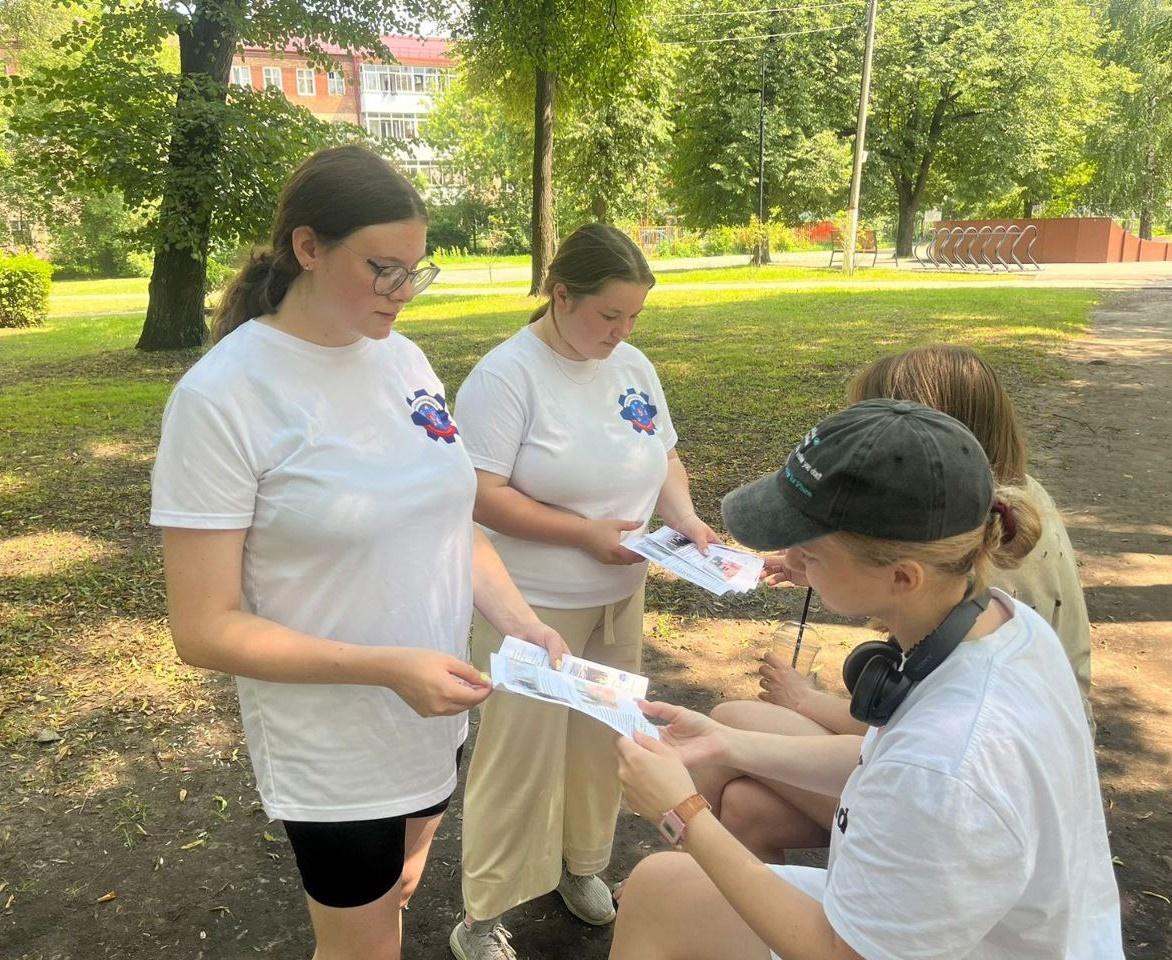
xmin=657 ymin=810 xmax=686 ymax=846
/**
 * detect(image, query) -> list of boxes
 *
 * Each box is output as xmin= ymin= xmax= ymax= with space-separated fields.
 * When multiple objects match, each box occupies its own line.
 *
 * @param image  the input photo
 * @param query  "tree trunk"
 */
xmin=1139 ymin=208 xmax=1153 ymax=241
xmin=895 ymin=177 xmax=918 ymax=259
xmin=1022 ymin=197 xmax=1036 ymax=219
xmin=136 ymin=3 xmax=239 ymax=350
xmin=529 ymin=69 xmax=556 ymax=296
xmin=591 ymin=192 xmax=609 ymax=224
xmin=750 ymin=230 xmax=771 ymax=266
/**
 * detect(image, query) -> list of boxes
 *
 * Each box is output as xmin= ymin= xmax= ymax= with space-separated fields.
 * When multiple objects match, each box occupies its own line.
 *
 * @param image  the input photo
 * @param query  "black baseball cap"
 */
xmin=721 ymin=399 xmax=995 ymax=549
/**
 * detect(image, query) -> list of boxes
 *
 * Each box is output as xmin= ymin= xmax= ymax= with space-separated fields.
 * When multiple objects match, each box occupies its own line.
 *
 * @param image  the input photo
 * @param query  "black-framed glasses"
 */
xmin=342 ymin=243 xmax=440 ymax=296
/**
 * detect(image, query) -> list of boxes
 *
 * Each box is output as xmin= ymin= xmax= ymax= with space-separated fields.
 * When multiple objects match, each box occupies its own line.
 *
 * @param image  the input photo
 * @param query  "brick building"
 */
xmin=232 ymin=36 xmax=454 ymax=186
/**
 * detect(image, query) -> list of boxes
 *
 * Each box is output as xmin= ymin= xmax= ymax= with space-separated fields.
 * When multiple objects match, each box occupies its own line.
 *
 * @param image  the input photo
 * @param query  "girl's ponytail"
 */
xmin=211 ymin=246 xmax=300 ymax=343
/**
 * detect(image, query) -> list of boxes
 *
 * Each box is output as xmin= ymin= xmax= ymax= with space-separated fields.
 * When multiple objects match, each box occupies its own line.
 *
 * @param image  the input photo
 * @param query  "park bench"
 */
xmin=828 ymin=227 xmax=879 ymax=268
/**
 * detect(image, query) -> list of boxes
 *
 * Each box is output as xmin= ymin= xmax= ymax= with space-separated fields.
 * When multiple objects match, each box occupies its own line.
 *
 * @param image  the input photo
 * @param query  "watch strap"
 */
xmin=673 ymin=793 xmax=711 ymax=825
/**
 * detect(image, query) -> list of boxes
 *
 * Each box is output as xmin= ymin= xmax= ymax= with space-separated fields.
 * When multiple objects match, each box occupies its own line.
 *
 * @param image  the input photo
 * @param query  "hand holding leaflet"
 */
xmin=489 ymin=637 xmax=659 ymax=739
xmin=623 ymin=526 xmax=764 ymax=595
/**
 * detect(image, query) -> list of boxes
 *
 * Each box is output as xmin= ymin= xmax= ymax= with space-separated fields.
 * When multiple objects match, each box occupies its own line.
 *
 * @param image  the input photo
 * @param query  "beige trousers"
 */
xmin=460 ymin=584 xmax=645 ymax=921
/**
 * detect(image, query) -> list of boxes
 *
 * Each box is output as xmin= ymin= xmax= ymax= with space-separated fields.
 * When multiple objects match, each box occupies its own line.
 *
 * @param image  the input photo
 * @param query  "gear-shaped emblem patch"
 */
xmin=618 ymin=387 xmax=658 ymax=435
xmin=406 ymin=388 xmax=459 ymax=443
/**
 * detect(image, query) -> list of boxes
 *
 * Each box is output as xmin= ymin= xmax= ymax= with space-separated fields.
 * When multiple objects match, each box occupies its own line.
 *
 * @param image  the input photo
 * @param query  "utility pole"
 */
xmin=752 ymin=39 xmax=770 ymax=265
xmin=843 ymin=0 xmax=878 ymax=276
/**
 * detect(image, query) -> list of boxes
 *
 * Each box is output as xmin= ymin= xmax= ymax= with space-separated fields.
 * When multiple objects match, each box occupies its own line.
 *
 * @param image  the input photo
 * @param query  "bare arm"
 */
xmin=473 ymin=469 xmax=644 ymax=565
xmin=641 ymin=700 xmax=861 ymax=798
xmin=758 ymin=655 xmax=868 ymax=736
xmin=723 ymin=727 xmax=862 ymax=797
xmin=162 ymin=527 xmax=491 ymax=717
xmin=617 ymin=733 xmax=863 ymax=960
xmin=655 ymin=448 xmax=721 ymax=552
xmin=471 ymin=527 xmax=570 ymax=663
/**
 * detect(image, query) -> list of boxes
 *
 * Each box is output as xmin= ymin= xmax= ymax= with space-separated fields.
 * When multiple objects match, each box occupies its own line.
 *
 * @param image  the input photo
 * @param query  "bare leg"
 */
xmin=690 ymin=701 xmax=839 ymax=861
xmin=692 ymin=700 xmax=833 ymax=815
xmin=399 ymin=812 xmax=445 ymax=910
xmin=306 ymin=812 xmax=444 ymax=960
xmin=608 ymin=852 xmax=770 ymax=960
xmin=719 ymin=777 xmax=832 ymax=863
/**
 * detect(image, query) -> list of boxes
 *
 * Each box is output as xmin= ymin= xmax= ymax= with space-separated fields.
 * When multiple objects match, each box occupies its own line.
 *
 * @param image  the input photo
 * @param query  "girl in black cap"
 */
xmin=609 ymin=399 xmax=1122 ymax=960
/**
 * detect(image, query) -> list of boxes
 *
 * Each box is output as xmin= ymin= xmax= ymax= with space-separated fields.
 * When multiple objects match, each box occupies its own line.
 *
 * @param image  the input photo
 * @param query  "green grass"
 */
xmin=431 ymin=252 xmax=532 ymax=268
xmin=46 ymin=277 xmax=154 ymax=318
xmin=652 ymin=264 xmax=997 ymax=284
xmin=0 ymin=281 xmax=1095 ymax=784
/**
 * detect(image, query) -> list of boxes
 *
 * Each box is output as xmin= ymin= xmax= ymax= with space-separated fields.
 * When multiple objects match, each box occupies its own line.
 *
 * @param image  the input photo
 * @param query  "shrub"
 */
xmin=700 ymin=226 xmax=742 ymax=256
xmin=0 ymin=253 xmax=53 ymax=328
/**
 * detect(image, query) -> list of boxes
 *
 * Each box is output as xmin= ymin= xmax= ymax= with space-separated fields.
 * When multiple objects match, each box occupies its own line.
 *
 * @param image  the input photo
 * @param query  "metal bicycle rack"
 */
xmin=914 ymin=223 xmax=1041 ymax=272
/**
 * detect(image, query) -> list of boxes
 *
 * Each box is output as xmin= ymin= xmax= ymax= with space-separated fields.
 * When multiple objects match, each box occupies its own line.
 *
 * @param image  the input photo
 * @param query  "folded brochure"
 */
xmin=489 ymin=635 xmax=659 ymax=740
xmin=624 ymin=525 xmax=764 ymax=595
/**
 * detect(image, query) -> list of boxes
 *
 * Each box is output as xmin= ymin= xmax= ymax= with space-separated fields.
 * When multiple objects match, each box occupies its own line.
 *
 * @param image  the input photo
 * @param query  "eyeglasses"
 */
xmin=340 ymin=243 xmax=441 ymax=296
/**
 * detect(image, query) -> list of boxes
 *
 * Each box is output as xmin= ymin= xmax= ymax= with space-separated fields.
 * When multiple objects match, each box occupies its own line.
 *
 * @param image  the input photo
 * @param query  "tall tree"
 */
xmin=454 ymin=0 xmax=661 ymax=294
xmin=1083 ymin=0 xmax=1172 ymax=239
xmin=866 ymin=0 xmax=1115 ymax=255
xmin=666 ymin=1 xmax=856 ymax=234
xmin=4 ymin=1 xmax=443 ymax=350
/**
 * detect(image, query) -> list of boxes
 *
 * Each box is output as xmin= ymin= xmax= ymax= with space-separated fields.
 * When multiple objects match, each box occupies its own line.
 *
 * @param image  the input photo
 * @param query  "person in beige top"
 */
xmin=696 ymin=344 xmax=1094 ymax=864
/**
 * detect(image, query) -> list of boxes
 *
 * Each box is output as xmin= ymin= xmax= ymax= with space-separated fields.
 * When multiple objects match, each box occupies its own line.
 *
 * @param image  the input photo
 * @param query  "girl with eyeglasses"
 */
xmin=150 ymin=145 xmax=568 ymax=960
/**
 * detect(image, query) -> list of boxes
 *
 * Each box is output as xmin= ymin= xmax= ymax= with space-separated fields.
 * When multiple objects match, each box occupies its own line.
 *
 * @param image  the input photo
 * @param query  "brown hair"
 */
xmin=528 ymin=223 xmax=656 ymax=323
xmin=212 ymin=146 xmax=427 ymax=342
xmin=847 ymin=345 xmax=1027 ymax=483
xmin=837 ymin=483 xmax=1042 ymax=597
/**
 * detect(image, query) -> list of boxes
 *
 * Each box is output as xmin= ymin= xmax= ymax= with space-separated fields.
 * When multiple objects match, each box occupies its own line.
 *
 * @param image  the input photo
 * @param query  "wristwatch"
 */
xmin=657 ymin=793 xmax=712 ymax=847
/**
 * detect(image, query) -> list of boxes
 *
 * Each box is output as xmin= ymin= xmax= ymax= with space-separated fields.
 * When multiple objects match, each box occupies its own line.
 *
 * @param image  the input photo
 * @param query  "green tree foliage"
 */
xmin=3 ymin=0 xmax=443 ymax=349
xmin=1082 ymin=0 xmax=1172 ymax=239
xmin=48 ymin=191 xmax=142 ymax=278
xmin=664 ymin=1 xmax=858 ymax=233
xmin=422 ymin=75 xmax=534 ymax=252
xmin=454 ymin=0 xmax=664 ymax=293
xmin=669 ymin=0 xmax=1120 ymax=256
xmin=864 ymin=0 xmax=1117 ymax=255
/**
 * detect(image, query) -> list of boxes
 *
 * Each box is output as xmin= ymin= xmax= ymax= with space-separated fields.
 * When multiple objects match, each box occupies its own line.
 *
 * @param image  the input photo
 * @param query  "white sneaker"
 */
xmin=556 ymin=864 xmax=617 ymax=926
xmin=450 ymin=917 xmax=518 ymax=960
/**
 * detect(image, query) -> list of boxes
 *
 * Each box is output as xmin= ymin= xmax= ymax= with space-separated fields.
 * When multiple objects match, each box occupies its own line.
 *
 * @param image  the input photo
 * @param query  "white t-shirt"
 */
xmin=150 ymin=321 xmax=477 ymax=822
xmin=771 ymin=592 xmax=1122 ymax=960
xmin=454 ymin=325 xmax=677 ymax=608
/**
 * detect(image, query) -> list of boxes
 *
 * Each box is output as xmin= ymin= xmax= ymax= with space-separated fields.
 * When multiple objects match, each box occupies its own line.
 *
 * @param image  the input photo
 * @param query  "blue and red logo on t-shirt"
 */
xmin=406 ymin=388 xmax=459 ymax=443
xmin=618 ymin=387 xmax=658 ymax=435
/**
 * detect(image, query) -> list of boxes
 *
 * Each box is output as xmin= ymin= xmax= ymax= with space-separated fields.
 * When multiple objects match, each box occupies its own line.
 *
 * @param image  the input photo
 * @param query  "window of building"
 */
xmin=262 ymin=66 xmax=282 ymax=91
xmin=296 ymin=68 xmax=316 ymax=96
xmin=327 ymin=71 xmax=346 ymax=96
xmin=364 ymin=112 xmax=427 ymax=141
xmin=397 ymin=159 xmax=451 ymax=187
xmin=229 ymin=65 xmax=252 ymax=88
xmin=361 ymin=64 xmax=449 ymax=95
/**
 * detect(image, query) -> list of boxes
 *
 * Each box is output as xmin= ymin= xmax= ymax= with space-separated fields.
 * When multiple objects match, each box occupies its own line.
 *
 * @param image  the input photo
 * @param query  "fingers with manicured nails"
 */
xmin=448 ymin=656 xmax=490 ymax=687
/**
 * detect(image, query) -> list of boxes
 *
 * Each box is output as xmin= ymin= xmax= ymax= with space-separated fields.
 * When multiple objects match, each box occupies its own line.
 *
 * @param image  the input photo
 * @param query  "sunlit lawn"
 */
xmin=0 ymin=281 xmax=1095 ymax=930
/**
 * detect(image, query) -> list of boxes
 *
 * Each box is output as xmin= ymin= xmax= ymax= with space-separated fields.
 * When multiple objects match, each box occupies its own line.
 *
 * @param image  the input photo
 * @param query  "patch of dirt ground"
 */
xmin=2 ymin=289 xmax=1170 ymax=959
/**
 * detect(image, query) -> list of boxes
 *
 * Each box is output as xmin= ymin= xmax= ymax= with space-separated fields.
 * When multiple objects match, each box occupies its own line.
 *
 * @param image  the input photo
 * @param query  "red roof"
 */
xmin=241 ymin=35 xmax=453 ymax=67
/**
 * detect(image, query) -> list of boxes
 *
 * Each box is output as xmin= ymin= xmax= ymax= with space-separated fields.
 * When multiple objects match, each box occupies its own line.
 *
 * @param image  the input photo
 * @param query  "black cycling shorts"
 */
xmin=282 ymin=745 xmax=464 ymax=909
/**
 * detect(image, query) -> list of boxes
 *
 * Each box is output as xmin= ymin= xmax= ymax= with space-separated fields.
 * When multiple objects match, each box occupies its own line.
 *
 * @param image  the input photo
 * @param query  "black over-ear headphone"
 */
xmin=842 ymin=592 xmax=991 ymax=726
